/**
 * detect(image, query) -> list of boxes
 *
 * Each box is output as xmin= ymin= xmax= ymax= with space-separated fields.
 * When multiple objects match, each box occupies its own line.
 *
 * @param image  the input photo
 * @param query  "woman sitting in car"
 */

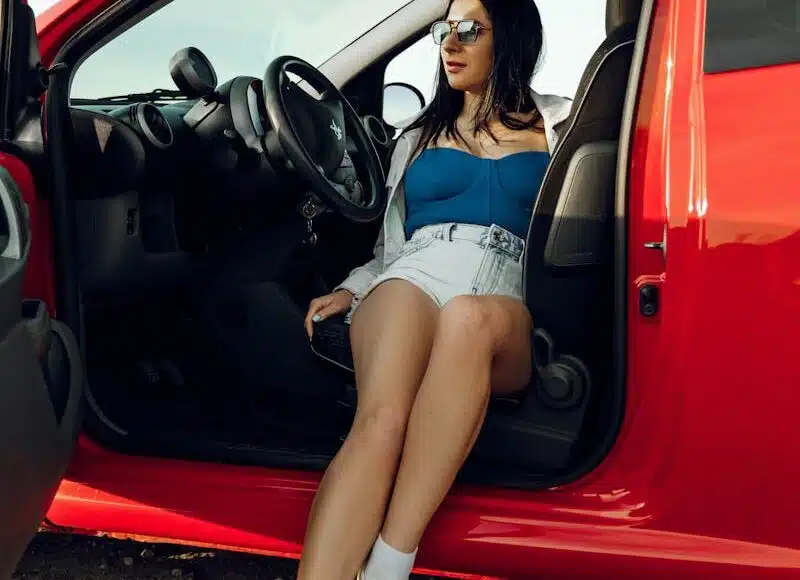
xmin=300 ymin=0 xmax=571 ymax=578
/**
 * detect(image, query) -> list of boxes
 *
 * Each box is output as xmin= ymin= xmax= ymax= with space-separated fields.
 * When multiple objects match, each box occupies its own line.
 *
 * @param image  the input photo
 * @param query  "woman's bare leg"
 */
xmin=379 ymin=295 xmax=533 ymax=553
xmin=297 ymin=280 xmax=439 ymax=580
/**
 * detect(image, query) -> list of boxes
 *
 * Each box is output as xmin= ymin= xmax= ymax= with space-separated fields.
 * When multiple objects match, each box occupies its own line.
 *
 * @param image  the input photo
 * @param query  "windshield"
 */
xmin=68 ymin=0 xmax=411 ymax=100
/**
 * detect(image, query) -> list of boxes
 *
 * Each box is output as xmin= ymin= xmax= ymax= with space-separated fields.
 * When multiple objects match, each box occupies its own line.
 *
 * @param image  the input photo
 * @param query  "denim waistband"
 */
xmin=411 ymin=223 xmax=525 ymax=261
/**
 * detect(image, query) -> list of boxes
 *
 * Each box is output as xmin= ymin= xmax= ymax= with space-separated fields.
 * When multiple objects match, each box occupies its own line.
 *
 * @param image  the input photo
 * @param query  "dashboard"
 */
xmin=68 ymin=75 xmax=391 ymax=202
xmin=67 ymin=52 xmax=394 ymax=303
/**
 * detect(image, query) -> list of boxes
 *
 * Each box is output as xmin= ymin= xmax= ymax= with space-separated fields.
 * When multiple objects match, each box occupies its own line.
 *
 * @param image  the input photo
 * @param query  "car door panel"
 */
xmin=0 ymin=164 xmax=84 ymax=578
xmin=0 ymin=0 xmax=84 ymax=576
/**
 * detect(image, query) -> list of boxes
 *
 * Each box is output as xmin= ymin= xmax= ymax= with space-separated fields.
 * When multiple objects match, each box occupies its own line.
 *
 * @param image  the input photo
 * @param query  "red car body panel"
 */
xmin=19 ymin=0 xmax=800 ymax=577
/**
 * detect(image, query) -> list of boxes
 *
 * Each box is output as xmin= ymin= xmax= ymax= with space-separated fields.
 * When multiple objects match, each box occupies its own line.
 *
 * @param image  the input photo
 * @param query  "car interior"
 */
xmin=11 ymin=0 xmax=649 ymax=489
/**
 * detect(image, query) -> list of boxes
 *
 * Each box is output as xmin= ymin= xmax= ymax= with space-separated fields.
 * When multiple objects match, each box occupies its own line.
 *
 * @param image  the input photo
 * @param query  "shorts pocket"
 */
xmin=397 ymin=235 xmax=435 ymax=258
xmin=471 ymin=247 xmax=523 ymax=298
xmin=471 ymin=247 xmax=502 ymax=295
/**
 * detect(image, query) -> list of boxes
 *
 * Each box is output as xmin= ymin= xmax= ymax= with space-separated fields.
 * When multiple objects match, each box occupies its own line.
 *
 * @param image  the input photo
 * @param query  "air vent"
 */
xmin=135 ymin=103 xmax=174 ymax=149
xmin=362 ymin=115 xmax=389 ymax=148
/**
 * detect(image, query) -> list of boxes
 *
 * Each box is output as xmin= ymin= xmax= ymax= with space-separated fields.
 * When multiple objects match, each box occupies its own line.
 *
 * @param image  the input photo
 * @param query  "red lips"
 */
xmin=445 ymin=60 xmax=466 ymax=72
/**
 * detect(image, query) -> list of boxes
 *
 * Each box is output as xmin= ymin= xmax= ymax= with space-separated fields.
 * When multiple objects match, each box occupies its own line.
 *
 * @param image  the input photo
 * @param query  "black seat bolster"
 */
xmin=525 ymin=24 xmax=636 ymax=357
xmin=545 ymin=141 xmax=619 ymax=269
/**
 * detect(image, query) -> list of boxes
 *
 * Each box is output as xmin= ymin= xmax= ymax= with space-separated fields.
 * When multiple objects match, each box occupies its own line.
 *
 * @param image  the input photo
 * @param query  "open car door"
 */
xmin=0 ymin=1 xmax=84 ymax=576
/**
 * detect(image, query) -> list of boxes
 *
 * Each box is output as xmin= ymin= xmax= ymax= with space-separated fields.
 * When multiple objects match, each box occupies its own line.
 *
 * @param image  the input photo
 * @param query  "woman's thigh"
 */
xmin=349 ymin=279 xmax=440 ymax=413
xmin=485 ymin=296 xmax=533 ymax=395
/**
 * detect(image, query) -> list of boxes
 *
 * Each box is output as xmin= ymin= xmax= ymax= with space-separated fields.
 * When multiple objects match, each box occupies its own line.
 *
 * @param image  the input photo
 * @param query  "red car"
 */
xmin=2 ymin=0 xmax=798 ymax=578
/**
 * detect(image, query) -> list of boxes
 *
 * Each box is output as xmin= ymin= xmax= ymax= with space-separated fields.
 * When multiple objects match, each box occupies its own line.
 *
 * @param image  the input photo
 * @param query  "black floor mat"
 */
xmin=84 ymin=298 xmax=351 ymax=455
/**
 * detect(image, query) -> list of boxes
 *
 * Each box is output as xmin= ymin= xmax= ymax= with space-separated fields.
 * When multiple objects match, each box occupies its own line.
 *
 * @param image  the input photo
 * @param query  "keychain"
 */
xmin=301 ymin=199 xmax=320 ymax=246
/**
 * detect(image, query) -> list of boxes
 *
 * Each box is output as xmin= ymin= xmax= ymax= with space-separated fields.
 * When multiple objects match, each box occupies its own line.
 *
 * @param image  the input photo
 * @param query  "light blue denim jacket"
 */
xmin=336 ymin=90 xmax=573 ymax=297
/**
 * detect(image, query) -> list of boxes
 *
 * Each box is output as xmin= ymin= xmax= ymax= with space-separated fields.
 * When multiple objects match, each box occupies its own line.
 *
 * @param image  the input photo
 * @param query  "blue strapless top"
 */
xmin=403 ymin=147 xmax=550 ymax=240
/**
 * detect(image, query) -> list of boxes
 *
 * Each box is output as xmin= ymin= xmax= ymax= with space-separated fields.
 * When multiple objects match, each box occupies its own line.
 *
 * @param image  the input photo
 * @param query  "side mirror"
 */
xmin=382 ymin=82 xmax=425 ymax=128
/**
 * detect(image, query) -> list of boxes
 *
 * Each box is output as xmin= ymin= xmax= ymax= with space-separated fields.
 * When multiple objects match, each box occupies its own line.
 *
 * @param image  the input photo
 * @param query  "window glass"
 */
xmin=705 ymin=0 xmax=800 ymax=73
xmin=68 ymin=0 xmax=410 ymax=99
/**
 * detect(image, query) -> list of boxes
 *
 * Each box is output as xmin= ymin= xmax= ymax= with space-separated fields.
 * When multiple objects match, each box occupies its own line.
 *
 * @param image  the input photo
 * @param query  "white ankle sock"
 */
xmin=362 ymin=534 xmax=417 ymax=580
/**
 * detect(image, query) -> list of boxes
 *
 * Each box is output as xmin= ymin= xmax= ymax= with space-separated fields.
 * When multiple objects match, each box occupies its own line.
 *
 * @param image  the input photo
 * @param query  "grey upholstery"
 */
xmin=543 ymin=140 xmax=619 ymax=268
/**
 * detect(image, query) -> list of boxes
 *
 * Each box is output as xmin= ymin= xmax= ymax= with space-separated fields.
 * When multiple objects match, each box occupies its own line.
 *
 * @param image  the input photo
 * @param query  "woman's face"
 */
xmin=440 ymin=0 xmax=494 ymax=93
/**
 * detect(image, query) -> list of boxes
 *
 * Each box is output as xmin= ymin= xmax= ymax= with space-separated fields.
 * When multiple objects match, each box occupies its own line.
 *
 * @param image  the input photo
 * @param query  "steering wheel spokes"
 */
xmin=263 ymin=56 xmax=386 ymax=222
xmin=315 ymin=94 xmax=348 ymax=173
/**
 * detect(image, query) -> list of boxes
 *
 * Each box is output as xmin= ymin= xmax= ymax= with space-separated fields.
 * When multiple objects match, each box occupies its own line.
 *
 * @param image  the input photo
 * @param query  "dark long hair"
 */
xmin=409 ymin=0 xmax=545 ymax=153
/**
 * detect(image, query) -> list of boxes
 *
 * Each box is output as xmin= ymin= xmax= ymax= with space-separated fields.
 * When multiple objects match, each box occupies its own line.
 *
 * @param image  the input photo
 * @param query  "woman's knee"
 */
xmin=438 ymin=295 xmax=507 ymax=347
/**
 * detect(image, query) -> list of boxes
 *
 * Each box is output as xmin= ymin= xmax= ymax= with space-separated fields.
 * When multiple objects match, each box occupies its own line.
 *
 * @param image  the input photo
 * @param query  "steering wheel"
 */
xmin=262 ymin=56 xmax=387 ymax=223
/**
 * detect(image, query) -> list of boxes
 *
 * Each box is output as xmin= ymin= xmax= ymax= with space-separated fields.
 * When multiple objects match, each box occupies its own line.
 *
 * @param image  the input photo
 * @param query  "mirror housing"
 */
xmin=382 ymin=82 xmax=425 ymax=128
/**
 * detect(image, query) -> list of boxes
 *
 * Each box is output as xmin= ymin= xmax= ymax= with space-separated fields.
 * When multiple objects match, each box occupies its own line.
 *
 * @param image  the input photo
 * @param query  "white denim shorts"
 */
xmin=346 ymin=222 xmax=525 ymax=322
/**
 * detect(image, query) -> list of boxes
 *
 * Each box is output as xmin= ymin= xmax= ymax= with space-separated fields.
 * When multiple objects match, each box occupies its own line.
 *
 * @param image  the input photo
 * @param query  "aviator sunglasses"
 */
xmin=430 ymin=19 xmax=491 ymax=45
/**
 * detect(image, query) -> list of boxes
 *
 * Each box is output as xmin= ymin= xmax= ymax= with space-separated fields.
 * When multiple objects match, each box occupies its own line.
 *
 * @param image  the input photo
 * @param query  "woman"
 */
xmin=298 ymin=0 xmax=572 ymax=578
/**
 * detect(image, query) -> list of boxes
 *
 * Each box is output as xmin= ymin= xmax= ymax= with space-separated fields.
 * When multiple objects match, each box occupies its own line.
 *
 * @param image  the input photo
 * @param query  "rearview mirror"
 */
xmin=382 ymin=82 xmax=425 ymax=128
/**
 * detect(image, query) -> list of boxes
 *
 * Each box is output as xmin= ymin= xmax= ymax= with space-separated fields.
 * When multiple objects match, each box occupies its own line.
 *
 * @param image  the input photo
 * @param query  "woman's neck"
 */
xmin=462 ymin=89 xmax=485 ymax=119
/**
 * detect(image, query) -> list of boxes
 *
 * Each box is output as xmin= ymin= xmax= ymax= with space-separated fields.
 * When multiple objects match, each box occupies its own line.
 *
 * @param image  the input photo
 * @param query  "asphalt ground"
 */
xmin=13 ymin=533 xmax=439 ymax=580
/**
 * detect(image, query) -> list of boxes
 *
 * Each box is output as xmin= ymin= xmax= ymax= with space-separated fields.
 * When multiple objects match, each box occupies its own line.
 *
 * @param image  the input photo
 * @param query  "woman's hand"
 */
xmin=305 ymin=289 xmax=354 ymax=338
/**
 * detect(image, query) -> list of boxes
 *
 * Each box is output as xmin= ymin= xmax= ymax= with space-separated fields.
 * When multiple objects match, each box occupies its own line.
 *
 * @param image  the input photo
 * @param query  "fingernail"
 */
xmin=312 ymin=315 xmax=321 ymax=322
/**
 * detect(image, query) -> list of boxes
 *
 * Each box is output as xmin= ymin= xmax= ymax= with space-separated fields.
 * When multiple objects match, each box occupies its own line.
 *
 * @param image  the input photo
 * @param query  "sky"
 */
xmin=29 ymin=0 xmax=605 ymax=103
